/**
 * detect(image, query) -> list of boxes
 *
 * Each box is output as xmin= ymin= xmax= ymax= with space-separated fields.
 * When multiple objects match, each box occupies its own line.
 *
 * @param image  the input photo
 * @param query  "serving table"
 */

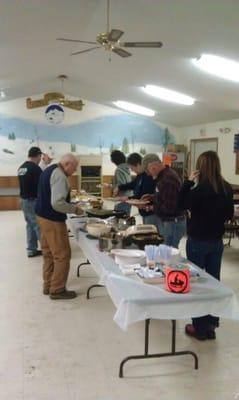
xmin=68 ymin=217 xmax=239 ymax=377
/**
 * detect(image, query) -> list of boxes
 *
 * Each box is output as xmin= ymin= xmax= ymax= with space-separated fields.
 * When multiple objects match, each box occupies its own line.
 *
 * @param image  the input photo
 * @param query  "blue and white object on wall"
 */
xmin=234 ymin=134 xmax=239 ymax=152
xmin=45 ymin=103 xmax=64 ymax=124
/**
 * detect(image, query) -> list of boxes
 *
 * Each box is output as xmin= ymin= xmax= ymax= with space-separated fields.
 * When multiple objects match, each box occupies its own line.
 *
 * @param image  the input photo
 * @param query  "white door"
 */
xmin=190 ymin=138 xmax=218 ymax=171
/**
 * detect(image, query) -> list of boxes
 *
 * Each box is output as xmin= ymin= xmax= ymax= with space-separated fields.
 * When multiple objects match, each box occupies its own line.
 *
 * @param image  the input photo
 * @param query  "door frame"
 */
xmin=190 ymin=138 xmax=218 ymax=171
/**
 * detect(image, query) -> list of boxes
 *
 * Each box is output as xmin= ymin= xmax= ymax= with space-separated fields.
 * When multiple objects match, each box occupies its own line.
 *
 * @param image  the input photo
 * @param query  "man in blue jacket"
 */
xmin=36 ymin=153 xmax=83 ymax=300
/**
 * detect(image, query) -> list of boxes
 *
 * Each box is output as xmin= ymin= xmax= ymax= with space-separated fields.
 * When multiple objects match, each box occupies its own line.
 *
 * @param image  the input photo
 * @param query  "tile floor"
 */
xmin=0 ymin=211 xmax=239 ymax=400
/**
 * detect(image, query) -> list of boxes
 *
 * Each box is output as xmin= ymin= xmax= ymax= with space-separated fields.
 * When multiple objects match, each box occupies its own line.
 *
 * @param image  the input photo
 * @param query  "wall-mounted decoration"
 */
xmin=45 ymin=103 xmax=64 ymax=125
xmin=163 ymin=128 xmax=170 ymax=151
xmin=71 ymin=143 xmax=76 ymax=152
xmin=8 ymin=132 xmax=16 ymax=140
xmin=234 ymin=133 xmax=239 ymax=152
xmin=200 ymin=128 xmax=206 ymax=137
xmin=0 ymin=108 xmax=174 ymax=175
xmin=2 ymin=148 xmax=14 ymax=154
xmin=219 ymin=127 xmax=231 ymax=134
xmin=122 ymin=137 xmax=129 ymax=153
xmin=236 ymin=153 xmax=239 ymax=175
xmin=140 ymin=147 xmax=146 ymax=155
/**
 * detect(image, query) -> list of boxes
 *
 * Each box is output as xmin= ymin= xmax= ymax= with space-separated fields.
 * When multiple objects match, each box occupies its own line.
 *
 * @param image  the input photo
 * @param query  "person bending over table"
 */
xmin=178 ymin=151 xmax=234 ymax=340
xmin=110 ymin=150 xmax=133 ymax=216
xmin=36 ymin=153 xmax=84 ymax=300
xmin=113 ymin=152 xmax=156 ymax=225
xmin=139 ymin=153 xmax=186 ymax=248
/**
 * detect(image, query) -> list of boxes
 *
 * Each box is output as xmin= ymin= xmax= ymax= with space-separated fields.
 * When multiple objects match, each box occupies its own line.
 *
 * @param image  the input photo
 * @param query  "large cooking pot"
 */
xmin=86 ymin=208 xmax=127 ymax=219
xmin=98 ymin=231 xmax=124 ymax=252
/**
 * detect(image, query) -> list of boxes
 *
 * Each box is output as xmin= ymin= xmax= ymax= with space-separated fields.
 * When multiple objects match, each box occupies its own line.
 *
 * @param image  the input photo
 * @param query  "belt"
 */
xmin=161 ymin=215 xmax=185 ymax=222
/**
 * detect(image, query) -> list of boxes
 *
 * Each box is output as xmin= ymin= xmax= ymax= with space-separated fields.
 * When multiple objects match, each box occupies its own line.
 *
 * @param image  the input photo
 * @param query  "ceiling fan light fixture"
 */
xmin=113 ymin=100 xmax=155 ymax=117
xmin=142 ymin=85 xmax=195 ymax=106
xmin=192 ymin=54 xmax=239 ymax=82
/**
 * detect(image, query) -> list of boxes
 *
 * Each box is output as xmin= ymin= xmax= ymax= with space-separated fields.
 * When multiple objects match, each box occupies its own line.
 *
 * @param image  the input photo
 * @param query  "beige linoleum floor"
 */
xmin=1 ymin=211 xmax=239 ymax=400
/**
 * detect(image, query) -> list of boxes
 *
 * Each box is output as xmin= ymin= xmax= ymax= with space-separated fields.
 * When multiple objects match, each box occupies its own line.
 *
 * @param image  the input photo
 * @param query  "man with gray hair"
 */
xmin=36 ymin=153 xmax=83 ymax=300
xmin=141 ymin=153 xmax=186 ymax=248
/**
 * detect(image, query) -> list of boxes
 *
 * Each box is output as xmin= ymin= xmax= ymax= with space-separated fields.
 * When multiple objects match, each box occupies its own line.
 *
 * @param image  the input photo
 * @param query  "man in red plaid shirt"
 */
xmin=141 ymin=154 xmax=186 ymax=248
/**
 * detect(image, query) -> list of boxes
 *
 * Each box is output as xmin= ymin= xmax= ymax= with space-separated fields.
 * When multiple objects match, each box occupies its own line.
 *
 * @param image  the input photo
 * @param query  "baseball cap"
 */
xmin=142 ymin=153 xmax=161 ymax=171
xmin=28 ymin=147 xmax=42 ymax=157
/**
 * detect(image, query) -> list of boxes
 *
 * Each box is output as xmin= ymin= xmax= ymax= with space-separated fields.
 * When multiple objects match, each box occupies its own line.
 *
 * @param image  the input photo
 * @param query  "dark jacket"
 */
xmin=36 ymin=164 xmax=70 ymax=222
xmin=154 ymin=166 xmax=183 ymax=219
xmin=18 ymin=161 xmax=42 ymax=199
xmin=178 ymin=179 xmax=234 ymax=240
xmin=119 ymin=172 xmax=156 ymax=216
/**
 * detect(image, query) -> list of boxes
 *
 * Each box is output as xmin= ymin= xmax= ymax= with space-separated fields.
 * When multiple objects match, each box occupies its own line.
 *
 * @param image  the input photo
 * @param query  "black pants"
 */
xmin=186 ymin=237 xmax=224 ymax=334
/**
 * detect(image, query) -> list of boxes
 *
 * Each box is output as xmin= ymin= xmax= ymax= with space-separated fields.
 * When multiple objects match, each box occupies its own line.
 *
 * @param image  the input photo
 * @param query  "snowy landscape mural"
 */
xmin=0 ymin=97 xmax=176 ymax=175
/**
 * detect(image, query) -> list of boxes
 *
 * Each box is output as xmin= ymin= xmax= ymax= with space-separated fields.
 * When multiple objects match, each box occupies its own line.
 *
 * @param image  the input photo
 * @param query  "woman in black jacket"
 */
xmin=178 ymin=151 xmax=234 ymax=340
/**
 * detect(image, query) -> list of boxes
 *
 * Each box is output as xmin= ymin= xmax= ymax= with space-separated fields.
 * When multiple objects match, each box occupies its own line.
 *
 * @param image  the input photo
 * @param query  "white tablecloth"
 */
xmin=68 ymin=217 xmax=239 ymax=331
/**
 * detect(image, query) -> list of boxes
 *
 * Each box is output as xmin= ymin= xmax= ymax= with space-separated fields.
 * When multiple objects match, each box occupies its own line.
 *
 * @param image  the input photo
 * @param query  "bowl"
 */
xmin=86 ymin=222 xmax=111 ymax=238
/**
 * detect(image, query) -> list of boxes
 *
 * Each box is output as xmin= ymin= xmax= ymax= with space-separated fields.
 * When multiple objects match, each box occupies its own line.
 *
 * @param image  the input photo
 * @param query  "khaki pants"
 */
xmin=37 ymin=216 xmax=71 ymax=294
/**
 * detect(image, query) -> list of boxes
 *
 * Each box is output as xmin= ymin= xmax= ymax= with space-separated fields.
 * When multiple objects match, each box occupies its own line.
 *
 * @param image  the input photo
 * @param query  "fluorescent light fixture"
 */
xmin=142 ymin=85 xmax=195 ymax=106
xmin=113 ymin=100 xmax=155 ymax=116
xmin=192 ymin=54 xmax=239 ymax=82
xmin=0 ymin=90 xmax=6 ymax=99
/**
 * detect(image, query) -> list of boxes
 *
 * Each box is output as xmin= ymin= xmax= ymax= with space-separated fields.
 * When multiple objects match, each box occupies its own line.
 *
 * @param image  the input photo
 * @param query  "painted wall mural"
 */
xmin=0 ymin=99 xmax=176 ymax=175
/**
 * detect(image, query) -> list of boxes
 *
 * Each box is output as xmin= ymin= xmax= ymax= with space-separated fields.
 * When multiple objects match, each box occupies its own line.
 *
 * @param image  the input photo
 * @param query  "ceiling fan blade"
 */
xmin=122 ymin=41 xmax=163 ymax=48
xmin=71 ymin=46 xmax=101 ymax=55
xmin=112 ymin=47 xmax=132 ymax=58
xmin=57 ymin=38 xmax=97 ymax=45
xmin=107 ymin=29 xmax=124 ymax=42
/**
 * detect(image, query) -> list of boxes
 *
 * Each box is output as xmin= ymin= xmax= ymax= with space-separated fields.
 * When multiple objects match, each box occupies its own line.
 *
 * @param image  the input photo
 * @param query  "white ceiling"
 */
xmin=1 ymin=0 xmax=239 ymax=127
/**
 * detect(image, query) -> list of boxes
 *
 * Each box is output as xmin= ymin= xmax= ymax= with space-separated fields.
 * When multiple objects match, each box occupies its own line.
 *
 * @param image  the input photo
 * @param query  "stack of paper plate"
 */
xmin=111 ymin=249 xmax=146 ymax=266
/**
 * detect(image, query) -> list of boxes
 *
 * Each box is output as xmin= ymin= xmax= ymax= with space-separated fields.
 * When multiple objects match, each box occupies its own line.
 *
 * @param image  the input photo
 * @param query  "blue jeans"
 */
xmin=156 ymin=217 xmax=186 ymax=248
xmin=21 ymin=198 xmax=40 ymax=254
xmin=142 ymin=214 xmax=157 ymax=226
xmin=186 ymin=237 xmax=224 ymax=334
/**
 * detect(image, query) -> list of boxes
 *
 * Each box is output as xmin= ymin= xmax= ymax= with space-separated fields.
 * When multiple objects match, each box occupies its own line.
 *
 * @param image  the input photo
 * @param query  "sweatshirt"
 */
xmin=178 ymin=179 xmax=234 ymax=240
xmin=112 ymin=163 xmax=133 ymax=197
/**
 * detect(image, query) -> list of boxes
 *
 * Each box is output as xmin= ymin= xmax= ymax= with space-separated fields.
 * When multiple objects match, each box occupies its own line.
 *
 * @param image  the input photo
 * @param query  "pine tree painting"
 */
xmin=8 ymin=132 xmax=16 ymax=140
xmin=71 ymin=143 xmax=76 ymax=152
xmin=140 ymin=147 xmax=147 ymax=155
xmin=163 ymin=128 xmax=171 ymax=151
xmin=122 ymin=137 xmax=129 ymax=154
xmin=110 ymin=143 xmax=115 ymax=153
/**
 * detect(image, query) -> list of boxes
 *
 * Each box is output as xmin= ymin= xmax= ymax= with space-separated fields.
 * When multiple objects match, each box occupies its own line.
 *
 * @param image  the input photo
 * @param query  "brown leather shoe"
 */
xmin=185 ymin=324 xmax=208 ymax=341
xmin=28 ymin=250 xmax=42 ymax=258
xmin=43 ymin=288 xmax=50 ymax=295
xmin=50 ymin=290 xmax=77 ymax=300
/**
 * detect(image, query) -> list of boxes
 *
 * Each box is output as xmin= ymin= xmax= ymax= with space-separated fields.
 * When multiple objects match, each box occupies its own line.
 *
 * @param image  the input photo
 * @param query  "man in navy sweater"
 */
xmin=113 ymin=153 xmax=156 ymax=224
xmin=36 ymin=154 xmax=83 ymax=300
xmin=18 ymin=147 xmax=43 ymax=257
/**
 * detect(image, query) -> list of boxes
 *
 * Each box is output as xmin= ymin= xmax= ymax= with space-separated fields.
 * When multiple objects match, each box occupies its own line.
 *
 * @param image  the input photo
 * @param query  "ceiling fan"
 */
xmin=26 ymin=75 xmax=84 ymax=111
xmin=57 ymin=0 xmax=163 ymax=58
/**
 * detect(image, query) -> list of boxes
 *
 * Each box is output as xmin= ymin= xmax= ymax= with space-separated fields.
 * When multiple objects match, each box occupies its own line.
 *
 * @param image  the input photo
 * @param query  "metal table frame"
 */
xmin=77 ymin=259 xmax=90 ymax=277
xmin=119 ymin=319 xmax=198 ymax=378
xmin=76 ymin=257 xmax=105 ymax=299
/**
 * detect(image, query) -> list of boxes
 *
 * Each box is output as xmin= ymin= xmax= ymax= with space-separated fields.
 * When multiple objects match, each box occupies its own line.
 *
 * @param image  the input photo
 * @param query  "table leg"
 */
xmin=119 ymin=319 xmax=198 ymax=378
xmin=77 ymin=259 xmax=91 ymax=277
xmin=86 ymin=284 xmax=105 ymax=300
